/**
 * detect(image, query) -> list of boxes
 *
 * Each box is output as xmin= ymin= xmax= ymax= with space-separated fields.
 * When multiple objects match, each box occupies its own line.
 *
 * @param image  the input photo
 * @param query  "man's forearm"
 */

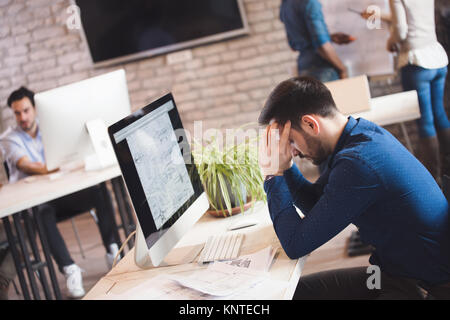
xmin=17 ymin=159 xmax=48 ymax=175
xmin=283 ymin=165 xmax=322 ymax=213
xmin=317 ymin=42 xmax=347 ymax=76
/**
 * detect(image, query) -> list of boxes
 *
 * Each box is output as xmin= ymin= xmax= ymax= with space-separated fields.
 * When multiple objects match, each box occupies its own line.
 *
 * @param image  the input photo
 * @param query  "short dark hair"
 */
xmin=7 ymin=86 xmax=35 ymax=108
xmin=258 ymin=77 xmax=337 ymax=128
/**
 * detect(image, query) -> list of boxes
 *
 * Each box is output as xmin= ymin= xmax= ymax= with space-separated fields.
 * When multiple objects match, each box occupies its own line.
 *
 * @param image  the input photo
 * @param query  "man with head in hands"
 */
xmin=258 ymin=76 xmax=450 ymax=300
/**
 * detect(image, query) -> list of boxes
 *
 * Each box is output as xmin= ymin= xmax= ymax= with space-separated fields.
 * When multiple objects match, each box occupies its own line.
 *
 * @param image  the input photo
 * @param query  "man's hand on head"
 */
xmin=259 ymin=120 xmax=293 ymax=179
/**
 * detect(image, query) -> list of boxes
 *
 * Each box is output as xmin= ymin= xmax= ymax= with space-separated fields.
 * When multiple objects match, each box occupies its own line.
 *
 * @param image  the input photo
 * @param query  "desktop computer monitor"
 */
xmin=108 ymin=93 xmax=209 ymax=268
xmin=34 ymin=69 xmax=132 ymax=170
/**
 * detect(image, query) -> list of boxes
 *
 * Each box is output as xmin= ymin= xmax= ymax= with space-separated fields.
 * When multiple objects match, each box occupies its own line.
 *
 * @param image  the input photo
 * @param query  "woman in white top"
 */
xmin=387 ymin=0 xmax=450 ymax=183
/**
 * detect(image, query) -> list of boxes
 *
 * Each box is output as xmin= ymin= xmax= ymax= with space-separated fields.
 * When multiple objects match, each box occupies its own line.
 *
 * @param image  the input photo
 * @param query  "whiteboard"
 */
xmin=321 ymin=0 xmax=395 ymax=77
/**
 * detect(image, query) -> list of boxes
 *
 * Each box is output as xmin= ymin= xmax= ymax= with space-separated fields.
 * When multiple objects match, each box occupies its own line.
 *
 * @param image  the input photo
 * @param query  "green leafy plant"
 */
xmin=192 ymin=125 xmax=266 ymax=217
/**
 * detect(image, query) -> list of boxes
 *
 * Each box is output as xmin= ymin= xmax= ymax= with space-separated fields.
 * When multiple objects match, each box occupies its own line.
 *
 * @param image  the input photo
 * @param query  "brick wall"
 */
xmin=0 ymin=0 xmax=447 ymax=156
xmin=0 ymin=0 xmax=299 ymax=136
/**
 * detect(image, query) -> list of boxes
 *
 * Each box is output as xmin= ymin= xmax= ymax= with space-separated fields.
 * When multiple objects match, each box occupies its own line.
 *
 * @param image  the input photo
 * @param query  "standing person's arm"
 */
xmin=387 ymin=0 xmax=408 ymax=52
xmin=304 ymin=0 xmax=348 ymax=78
xmin=361 ymin=8 xmax=392 ymax=23
xmin=317 ymin=43 xmax=348 ymax=78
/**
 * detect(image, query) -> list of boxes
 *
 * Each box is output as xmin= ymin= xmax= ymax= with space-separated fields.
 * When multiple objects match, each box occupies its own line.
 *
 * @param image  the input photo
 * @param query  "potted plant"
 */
xmin=192 ymin=126 xmax=266 ymax=217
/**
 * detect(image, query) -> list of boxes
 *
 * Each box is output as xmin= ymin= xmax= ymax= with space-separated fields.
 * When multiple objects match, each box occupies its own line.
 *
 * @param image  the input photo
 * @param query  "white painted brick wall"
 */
xmin=0 ymin=0 xmax=420 ymax=158
xmin=0 ymin=0 xmax=300 ymax=133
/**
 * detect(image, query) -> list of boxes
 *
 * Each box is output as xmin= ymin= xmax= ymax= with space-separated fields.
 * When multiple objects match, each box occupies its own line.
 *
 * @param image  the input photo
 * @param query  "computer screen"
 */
xmin=35 ymin=69 xmax=131 ymax=170
xmin=109 ymin=93 xmax=205 ymax=256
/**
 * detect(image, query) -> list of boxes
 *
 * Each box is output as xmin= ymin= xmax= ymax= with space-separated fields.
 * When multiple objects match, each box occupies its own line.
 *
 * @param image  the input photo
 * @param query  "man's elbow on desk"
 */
xmin=279 ymin=238 xmax=311 ymax=260
xmin=271 ymin=218 xmax=312 ymax=260
xmin=267 ymin=203 xmax=312 ymax=259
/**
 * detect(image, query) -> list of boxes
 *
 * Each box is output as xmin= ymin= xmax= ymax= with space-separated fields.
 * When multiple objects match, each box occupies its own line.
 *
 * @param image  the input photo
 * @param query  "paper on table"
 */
xmin=220 ymin=246 xmax=279 ymax=271
xmin=169 ymin=262 xmax=268 ymax=297
xmin=95 ymin=273 xmax=289 ymax=300
xmin=94 ymin=246 xmax=286 ymax=300
xmin=168 ymin=246 xmax=279 ymax=296
xmin=94 ymin=274 xmax=210 ymax=300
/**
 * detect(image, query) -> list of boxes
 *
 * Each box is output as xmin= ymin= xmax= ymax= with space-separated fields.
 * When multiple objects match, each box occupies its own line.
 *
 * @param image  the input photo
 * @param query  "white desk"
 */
xmin=0 ymin=164 xmax=121 ymax=219
xmin=0 ymin=164 xmax=133 ymax=300
xmin=354 ymin=90 xmax=421 ymax=151
xmin=354 ymin=90 xmax=420 ymax=126
xmin=84 ymin=202 xmax=307 ymax=300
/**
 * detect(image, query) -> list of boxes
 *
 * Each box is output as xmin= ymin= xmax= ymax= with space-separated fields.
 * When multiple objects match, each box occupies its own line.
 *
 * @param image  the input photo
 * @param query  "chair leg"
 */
xmin=70 ymin=218 xmax=85 ymax=259
xmin=12 ymin=279 xmax=20 ymax=295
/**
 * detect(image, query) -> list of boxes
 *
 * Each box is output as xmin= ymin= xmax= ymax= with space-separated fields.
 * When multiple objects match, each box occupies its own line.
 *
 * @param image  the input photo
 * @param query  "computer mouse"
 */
xmin=227 ymin=217 xmax=259 ymax=231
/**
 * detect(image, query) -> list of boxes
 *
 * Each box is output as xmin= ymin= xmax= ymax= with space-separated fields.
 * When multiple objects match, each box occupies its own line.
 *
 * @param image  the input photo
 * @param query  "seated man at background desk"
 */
xmin=258 ymin=77 xmax=450 ymax=299
xmin=1 ymin=86 xmax=121 ymax=299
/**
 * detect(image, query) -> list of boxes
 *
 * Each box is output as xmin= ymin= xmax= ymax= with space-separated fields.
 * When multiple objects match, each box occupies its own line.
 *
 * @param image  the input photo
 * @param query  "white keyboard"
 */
xmin=198 ymin=233 xmax=244 ymax=264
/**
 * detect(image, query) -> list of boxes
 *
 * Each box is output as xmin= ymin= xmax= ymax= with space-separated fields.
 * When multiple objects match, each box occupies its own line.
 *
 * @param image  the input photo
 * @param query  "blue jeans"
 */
xmin=401 ymin=65 xmax=450 ymax=138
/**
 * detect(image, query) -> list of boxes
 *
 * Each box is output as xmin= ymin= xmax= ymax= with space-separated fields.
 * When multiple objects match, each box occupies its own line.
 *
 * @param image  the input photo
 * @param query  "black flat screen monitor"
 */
xmin=108 ymin=93 xmax=204 ymax=249
xmin=75 ymin=0 xmax=249 ymax=67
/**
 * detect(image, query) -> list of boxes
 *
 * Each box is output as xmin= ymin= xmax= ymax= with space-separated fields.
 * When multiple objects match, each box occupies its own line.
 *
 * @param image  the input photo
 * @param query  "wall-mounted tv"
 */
xmin=75 ymin=0 xmax=250 ymax=67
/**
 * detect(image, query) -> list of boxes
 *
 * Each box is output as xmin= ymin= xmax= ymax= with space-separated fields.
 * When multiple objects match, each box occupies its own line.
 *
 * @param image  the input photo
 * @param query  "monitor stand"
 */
xmin=84 ymin=119 xmax=118 ymax=171
xmin=134 ymin=222 xmax=164 ymax=269
xmin=134 ymin=221 xmax=205 ymax=269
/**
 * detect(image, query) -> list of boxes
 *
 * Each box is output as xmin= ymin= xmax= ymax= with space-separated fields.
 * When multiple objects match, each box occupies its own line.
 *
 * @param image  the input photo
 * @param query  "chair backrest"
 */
xmin=324 ymin=75 xmax=372 ymax=115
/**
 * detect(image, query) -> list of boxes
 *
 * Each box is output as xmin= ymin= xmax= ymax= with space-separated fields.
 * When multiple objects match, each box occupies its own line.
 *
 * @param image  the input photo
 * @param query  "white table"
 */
xmin=84 ymin=202 xmax=307 ymax=300
xmin=0 ymin=164 xmax=134 ymax=300
xmin=0 ymin=165 xmax=121 ymax=219
xmin=353 ymin=90 xmax=421 ymax=151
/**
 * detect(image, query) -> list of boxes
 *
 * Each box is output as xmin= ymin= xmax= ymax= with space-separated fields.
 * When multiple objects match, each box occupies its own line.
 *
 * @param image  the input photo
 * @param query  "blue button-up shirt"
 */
xmin=280 ymin=0 xmax=332 ymax=70
xmin=1 ymin=124 xmax=45 ymax=183
xmin=264 ymin=116 xmax=450 ymax=286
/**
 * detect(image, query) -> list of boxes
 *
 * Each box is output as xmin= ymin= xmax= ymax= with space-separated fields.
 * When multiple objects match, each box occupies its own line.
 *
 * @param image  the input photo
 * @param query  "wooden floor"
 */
xmin=6 ymin=210 xmax=370 ymax=300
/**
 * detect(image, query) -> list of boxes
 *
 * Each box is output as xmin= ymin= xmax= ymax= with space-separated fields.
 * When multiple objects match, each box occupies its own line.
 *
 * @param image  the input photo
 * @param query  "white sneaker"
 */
xmin=63 ymin=264 xmax=85 ymax=299
xmin=105 ymin=243 xmax=120 ymax=269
